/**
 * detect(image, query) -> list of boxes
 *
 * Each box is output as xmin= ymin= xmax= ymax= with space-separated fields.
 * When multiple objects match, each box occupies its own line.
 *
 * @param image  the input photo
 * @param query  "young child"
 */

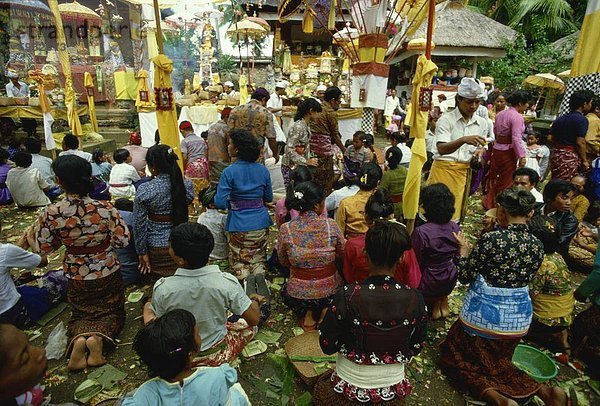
xmin=109 ymin=148 xmax=140 ymax=199
xmin=570 ymin=174 xmax=590 ymax=222
xmin=113 ymin=198 xmax=139 ymax=286
xmin=568 ymin=201 xmax=600 ymax=273
xmin=0 ymin=148 xmax=13 ymax=205
xmin=143 ymin=222 xmax=262 ymax=367
xmin=197 ymin=187 xmax=228 ymax=261
xmin=385 ymin=131 xmax=412 ymax=168
xmin=0 ymin=324 xmax=48 ymax=405
xmin=343 ymin=131 xmax=372 ymax=182
xmin=523 ymin=132 xmax=545 ymax=176
xmin=91 ymin=148 xmax=113 ymax=182
xmin=380 ymin=146 xmax=407 ymax=219
xmin=412 ymin=183 xmax=461 ymax=320
xmin=123 ymin=309 xmax=249 ymax=406
xmin=6 ymin=152 xmax=52 ymax=208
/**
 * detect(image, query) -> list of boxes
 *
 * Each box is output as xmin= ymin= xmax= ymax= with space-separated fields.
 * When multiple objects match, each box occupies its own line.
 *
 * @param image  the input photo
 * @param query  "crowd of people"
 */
xmin=1 ymin=80 xmax=600 ymax=406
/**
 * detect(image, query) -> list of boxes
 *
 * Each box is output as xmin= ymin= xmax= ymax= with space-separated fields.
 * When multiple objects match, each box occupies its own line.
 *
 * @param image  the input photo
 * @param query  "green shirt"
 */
xmin=380 ymin=167 xmax=407 ymax=217
xmin=576 ymin=246 xmax=600 ymax=308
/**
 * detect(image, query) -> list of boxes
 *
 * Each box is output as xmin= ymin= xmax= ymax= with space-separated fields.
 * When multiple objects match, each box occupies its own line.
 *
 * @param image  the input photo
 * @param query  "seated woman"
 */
xmin=441 ymin=187 xmax=567 ymax=405
xmin=336 ymin=162 xmax=382 ymax=238
xmin=412 ymin=183 xmax=460 ymax=320
xmin=123 ymin=309 xmax=249 ymax=405
xmin=315 ymin=220 xmax=427 ymax=405
xmin=275 ymin=166 xmax=311 ymax=228
xmin=0 ymin=148 xmax=13 ymax=205
xmin=26 ymin=155 xmax=130 ymax=372
xmin=380 ymin=147 xmax=407 ymax=220
xmin=568 ymin=201 xmax=600 ymax=273
xmin=343 ymin=189 xmax=420 ymax=288
xmin=278 ymin=181 xmax=345 ymax=331
xmin=527 ymin=215 xmax=575 ymax=355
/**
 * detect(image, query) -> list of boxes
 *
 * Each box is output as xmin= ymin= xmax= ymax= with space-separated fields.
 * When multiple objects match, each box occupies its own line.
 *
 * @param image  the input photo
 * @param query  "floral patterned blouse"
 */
xmin=281 ymin=119 xmax=310 ymax=168
xmin=319 ymin=275 xmax=427 ymax=402
xmin=458 ymin=223 xmax=544 ymax=288
xmin=33 ymin=195 xmax=130 ymax=280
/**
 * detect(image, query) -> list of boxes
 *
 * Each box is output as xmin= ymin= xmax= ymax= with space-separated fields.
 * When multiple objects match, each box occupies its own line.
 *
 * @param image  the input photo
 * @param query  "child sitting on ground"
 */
xmin=0 ymin=324 xmax=48 ymax=405
xmin=343 ymin=131 xmax=372 ymax=182
xmin=6 ymin=152 xmax=52 ymax=208
xmin=109 ymin=149 xmax=140 ymax=199
xmin=380 ymin=146 xmax=407 ymax=219
xmin=197 ymin=187 xmax=228 ymax=261
xmin=123 ymin=309 xmax=249 ymax=406
xmin=143 ymin=222 xmax=262 ymax=367
xmin=385 ymin=131 xmax=412 ymax=168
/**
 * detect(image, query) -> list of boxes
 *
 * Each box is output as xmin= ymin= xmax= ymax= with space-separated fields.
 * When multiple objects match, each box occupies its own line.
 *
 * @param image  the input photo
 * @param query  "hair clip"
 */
xmin=167 ymin=147 xmax=173 ymax=155
xmin=361 ymin=173 xmax=368 ymax=184
xmin=168 ymin=347 xmax=183 ymax=355
xmin=294 ymin=191 xmax=304 ymax=199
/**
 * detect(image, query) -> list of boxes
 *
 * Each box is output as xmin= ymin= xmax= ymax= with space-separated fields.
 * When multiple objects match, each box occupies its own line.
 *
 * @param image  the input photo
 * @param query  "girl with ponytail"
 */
xmin=134 ymin=145 xmax=194 ymax=277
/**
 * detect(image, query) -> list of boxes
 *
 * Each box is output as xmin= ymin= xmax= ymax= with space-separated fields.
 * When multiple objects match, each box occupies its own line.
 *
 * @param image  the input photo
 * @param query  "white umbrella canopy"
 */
xmin=226 ymin=19 xmax=268 ymax=40
xmin=523 ymin=73 xmax=565 ymax=92
xmin=557 ymin=69 xmax=571 ymax=79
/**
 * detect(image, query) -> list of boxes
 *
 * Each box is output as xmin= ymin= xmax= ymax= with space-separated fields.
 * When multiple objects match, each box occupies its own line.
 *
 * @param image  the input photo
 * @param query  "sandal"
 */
xmin=299 ymin=318 xmax=317 ymax=332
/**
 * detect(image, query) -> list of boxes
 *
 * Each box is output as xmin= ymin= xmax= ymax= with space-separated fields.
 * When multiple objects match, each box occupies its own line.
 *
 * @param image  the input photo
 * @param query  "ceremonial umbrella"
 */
xmin=0 ymin=0 xmax=52 ymax=19
xmin=226 ymin=19 xmax=268 ymax=80
xmin=557 ymin=69 xmax=571 ymax=79
xmin=57 ymin=1 xmax=102 ymax=23
xmin=523 ymin=73 xmax=565 ymax=92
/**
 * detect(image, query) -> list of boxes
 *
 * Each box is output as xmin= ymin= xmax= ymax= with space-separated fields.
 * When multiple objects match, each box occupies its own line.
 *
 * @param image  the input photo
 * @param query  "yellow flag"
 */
xmin=238 ymin=74 xmax=249 ymax=105
xmin=152 ymin=54 xmax=183 ymax=171
xmin=402 ymin=55 xmax=438 ymax=220
xmin=47 ymin=0 xmax=82 ymax=136
xmin=84 ymin=72 xmax=99 ymax=133
xmin=571 ymin=1 xmax=600 ymax=76
xmin=135 ymin=69 xmax=155 ymax=112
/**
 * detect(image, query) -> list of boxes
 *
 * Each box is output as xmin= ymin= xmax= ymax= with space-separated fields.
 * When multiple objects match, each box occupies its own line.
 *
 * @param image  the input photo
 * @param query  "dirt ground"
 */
xmin=3 ymin=190 xmax=600 ymax=405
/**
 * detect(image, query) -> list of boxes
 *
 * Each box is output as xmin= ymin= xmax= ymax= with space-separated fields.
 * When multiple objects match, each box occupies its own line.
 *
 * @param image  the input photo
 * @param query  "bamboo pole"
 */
xmin=153 ymin=0 xmax=164 ymax=54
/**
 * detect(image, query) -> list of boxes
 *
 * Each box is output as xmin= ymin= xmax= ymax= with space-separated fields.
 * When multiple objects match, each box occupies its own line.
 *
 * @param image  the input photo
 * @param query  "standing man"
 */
xmin=227 ymin=88 xmax=279 ymax=164
xmin=207 ymin=107 xmax=232 ymax=186
xmin=428 ymin=78 xmax=487 ymax=222
xmin=550 ymin=89 xmax=595 ymax=180
xmin=315 ymin=84 xmax=327 ymax=103
xmin=310 ymin=86 xmax=346 ymax=194
xmin=267 ymin=81 xmax=287 ymax=125
xmin=383 ymin=88 xmax=403 ymax=128
xmin=5 ymin=70 xmax=36 ymax=137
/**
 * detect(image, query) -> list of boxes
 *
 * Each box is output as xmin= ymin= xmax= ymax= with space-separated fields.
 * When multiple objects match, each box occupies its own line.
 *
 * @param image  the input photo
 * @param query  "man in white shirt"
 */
xmin=513 ymin=167 xmax=544 ymax=203
xmin=24 ymin=138 xmax=55 ymax=186
xmin=437 ymin=94 xmax=449 ymax=114
xmin=383 ymin=88 xmax=403 ymax=127
xmin=59 ymin=135 xmax=92 ymax=162
xmin=428 ymin=77 xmax=487 ymax=221
xmin=325 ymin=182 xmax=360 ymax=216
xmin=267 ymin=81 xmax=287 ymax=120
xmin=6 ymin=152 xmax=51 ymax=208
xmin=221 ymin=81 xmax=239 ymax=103
xmin=315 ymin=84 xmax=327 ymax=103
xmin=5 ymin=71 xmax=29 ymax=98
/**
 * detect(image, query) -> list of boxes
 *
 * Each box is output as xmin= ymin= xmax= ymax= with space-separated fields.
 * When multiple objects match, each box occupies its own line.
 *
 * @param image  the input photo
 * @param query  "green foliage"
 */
xmin=478 ymin=34 xmax=571 ymax=90
xmin=217 ymin=55 xmax=238 ymax=80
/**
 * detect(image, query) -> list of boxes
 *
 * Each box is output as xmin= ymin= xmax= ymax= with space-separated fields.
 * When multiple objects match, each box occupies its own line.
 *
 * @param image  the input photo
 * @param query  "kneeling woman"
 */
xmin=441 ymin=188 xmax=566 ymax=405
xmin=278 ymin=181 xmax=345 ymax=330
xmin=28 ymin=156 xmax=130 ymax=371
xmin=315 ymin=220 xmax=427 ymax=405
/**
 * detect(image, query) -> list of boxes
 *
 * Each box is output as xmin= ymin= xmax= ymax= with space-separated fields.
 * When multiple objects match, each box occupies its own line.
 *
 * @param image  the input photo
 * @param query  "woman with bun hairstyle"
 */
xmin=24 ymin=155 xmax=130 ymax=371
xmin=343 ymin=188 xmax=421 ymax=287
xmin=336 ymin=162 xmax=383 ymax=237
xmin=278 ymin=181 xmax=345 ymax=330
xmin=412 ymin=183 xmax=461 ymax=320
xmin=380 ymin=146 xmax=407 ymax=219
xmin=134 ymin=145 xmax=194 ymax=277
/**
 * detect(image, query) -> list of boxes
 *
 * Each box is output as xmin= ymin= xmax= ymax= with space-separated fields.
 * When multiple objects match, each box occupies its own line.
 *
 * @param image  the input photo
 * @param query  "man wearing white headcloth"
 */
xmin=315 ymin=84 xmax=327 ymax=103
xmin=5 ymin=70 xmax=37 ymax=137
xmin=267 ymin=81 xmax=287 ymax=123
xmin=221 ymin=81 xmax=239 ymax=103
xmin=427 ymin=77 xmax=487 ymax=222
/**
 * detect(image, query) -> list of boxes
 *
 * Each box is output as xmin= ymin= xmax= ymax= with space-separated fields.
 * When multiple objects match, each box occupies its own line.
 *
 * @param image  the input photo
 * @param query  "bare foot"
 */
xmin=537 ymin=386 xmax=568 ymax=406
xmin=302 ymin=311 xmax=317 ymax=331
xmin=440 ymin=297 xmax=450 ymax=318
xmin=67 ymin=337 xmax=88 ymax=372
xmin=318 ymin=308 xmax=328 ymax=325
xmin=431 ymin=300 xmax=442 ymax=320
xmin=482 ymin=389 xmax=518 ymax=406
xmin=86 ymin=335 xmax=107 ymax=367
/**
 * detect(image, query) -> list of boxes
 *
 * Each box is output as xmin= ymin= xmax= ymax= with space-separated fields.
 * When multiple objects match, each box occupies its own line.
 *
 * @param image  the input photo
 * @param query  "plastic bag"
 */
xmin=45 ymin=321 xmax=67 ymax=360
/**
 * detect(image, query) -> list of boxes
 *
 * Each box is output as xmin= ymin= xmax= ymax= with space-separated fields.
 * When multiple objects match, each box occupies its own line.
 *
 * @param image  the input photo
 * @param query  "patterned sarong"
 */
xmin=148 ymin=246 xmax=178 ymax=278
xmin=228 ymin=228 xmax=269 ymax=280
xmin=191 ymin=319 xmax=255 ymax=367
xmin=460 ymin=275 xmax=532 ymax=339
xmin=209 ymin=161 xmax=229 ymax=187
xmin=550 ymin=146 xmax=580 ymax=180
xmin=483 ymin=148 xmax=518 ymax=210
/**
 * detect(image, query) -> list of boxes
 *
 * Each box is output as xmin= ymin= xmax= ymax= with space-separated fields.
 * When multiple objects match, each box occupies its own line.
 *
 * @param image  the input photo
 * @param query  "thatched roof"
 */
xmin=550 ymin=31 xmax=579 ymax=60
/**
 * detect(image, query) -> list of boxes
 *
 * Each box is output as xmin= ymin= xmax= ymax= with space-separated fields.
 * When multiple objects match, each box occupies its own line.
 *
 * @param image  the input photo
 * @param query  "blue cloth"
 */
xmin=121 ymin=364 xmax=248 ymax=406
xmin=551 ymin=111 xmax=589 ymax=146
xmin=133 ymin=174 xmax=194 ymax=254
xmin=91 ymin=162 xmax=113 ymax=182
xmin=215 ymin=160 xmax=273 ymax=232
xmin=116 ymin=210 xmax=139 ymax=285
xmin=460 ymin=275 xmax=532 ymax=339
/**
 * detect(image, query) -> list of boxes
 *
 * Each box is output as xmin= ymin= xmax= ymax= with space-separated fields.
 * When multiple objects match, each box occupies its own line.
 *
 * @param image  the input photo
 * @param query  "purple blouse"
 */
xmin=0 ymin=164 xmax=13 ymax=205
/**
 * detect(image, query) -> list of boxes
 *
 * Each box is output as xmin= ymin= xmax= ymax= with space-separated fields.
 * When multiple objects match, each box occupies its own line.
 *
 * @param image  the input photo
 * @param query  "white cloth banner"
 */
xmin=138 ymin=111 xmax=158 ymax=147
xmin=43 ymin=112 xmax=55 ymax=150
xmin=351 ymin=75 xmax=387 ymax=110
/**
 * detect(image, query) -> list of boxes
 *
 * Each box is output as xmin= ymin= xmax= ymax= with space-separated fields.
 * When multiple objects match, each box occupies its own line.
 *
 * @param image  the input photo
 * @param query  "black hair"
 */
xmin=0 ymin=148 xmax=9 ymax=162
xmin=592 ymin=96 xmax=600 ymax=111
xmin=154 ymin=129 xmax=160 ymax=145
xmin=421 ymin=183 xmax=455 ymax=224
xmin=230 ymin=129 xmax=260 ymax=162
xmin=285 ymin=181 xmax=324 ymax=213
xmin=324 ymin=86 xmax=342 ymax=102
xmin=365 ymin=220 xmax=411 ymax=269
xmin=113 ymin=148 xmax=130 ymax=164
xmin=23 ymin=137 xmax=42 ymax=154
xmin=363 ymin=133 xmax=374 ymax=147
xmin=506 ymin=90 xmax=531 ymax=106
xmin=584 ymin=201 xmax=600 ymax=224
xmin=200 ymin=131 xmax=208 ymax=140
xmin=528 ymin=215 xmax=560 ymax=254
xmin=542 ymin=179 xmax=575 ymax=203
xmin=569 ymin=90 xmax=595 ymax=111
xmin=169 ymin=223 xmax=213 ymax=268
xmin=92 ymin=148 xmax=105 ymax=165
xmin=357 ymin=162 xmax=382 ymax=191
xmin=385 ymin=146 xmax=402 ymax=170
xmin=353 ymin=131 xmax=366 ymax=141
xmin=114 ymin=198 xmax=134 ymax=212
xmin=496 ymin=187 xmax=536 ymax=217
xmin=146 ymin=145 xmax=188 ymax=225
xmin=365 ymin=189 xmax=394 ymax=221
xmin=8 ymin=137 xmax=22 ymax=149
xmin=294 ymin=98 xmax=322 ymax=121
xmin=284 ymin=166 xmax=314 ymax=211
xmin=133 ymin=309 xmax=198 ymax=381
xmin=389 ymin=131 xmax=407 ymax=144
xmin=52 ymin=155 xmax=93 ymax=197
xmin=344 ymin=139 xmax=353 ymax=148
xmin=513 ymin=167 xmax=540 ymax=186
xmin=62 ymin=134 xmax=79 ymax=150
xmin=12 ymin=151 xmax=32 ymax=168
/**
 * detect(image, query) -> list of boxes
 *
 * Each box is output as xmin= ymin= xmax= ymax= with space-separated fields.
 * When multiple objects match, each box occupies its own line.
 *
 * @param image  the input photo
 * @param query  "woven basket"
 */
xmin=0 ymin=97 xmax=15 ymax=106
xmin=28 ymin=97 xmax=40 ymax=107
xmin=284 ymin=331 xmax=336 ymax=387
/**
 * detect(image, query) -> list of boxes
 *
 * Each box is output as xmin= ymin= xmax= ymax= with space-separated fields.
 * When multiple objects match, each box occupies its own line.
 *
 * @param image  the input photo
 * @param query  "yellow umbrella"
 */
xmin=47 ymin=0 xmax=82 ymax=136
xmin=557 ymin=69 xmax=571 ymax=78
xmin=57 ymin=1 xmax=101 ymax=22
xmin=83 ymin=72 xmax=98 ymax=133
xmin=523 ymin=73 xmax=565 ymax=92
xmin=402 ymin=54 xmax=438 ymax=221
xmin=226 ymin=19 xmax=268 ymax=39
